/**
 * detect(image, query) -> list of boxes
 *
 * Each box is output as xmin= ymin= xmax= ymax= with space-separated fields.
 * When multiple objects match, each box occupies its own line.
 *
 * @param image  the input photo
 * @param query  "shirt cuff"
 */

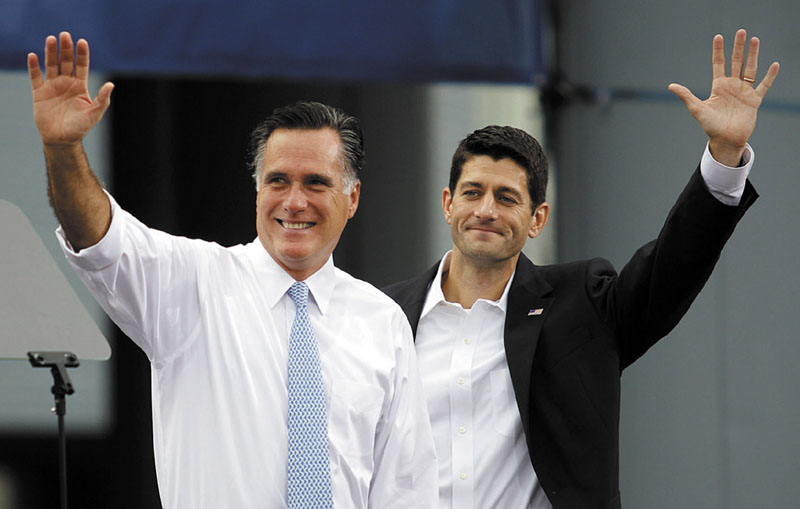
xmin=55 ymin=190 xmax=126 ymax=271
xmin=700 ymin=142 xmax=753 ymax=206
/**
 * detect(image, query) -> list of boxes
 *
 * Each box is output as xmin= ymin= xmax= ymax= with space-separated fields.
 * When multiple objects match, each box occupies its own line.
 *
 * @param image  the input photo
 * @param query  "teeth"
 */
xmin=281 ymin=221 xmax=313 ymax=230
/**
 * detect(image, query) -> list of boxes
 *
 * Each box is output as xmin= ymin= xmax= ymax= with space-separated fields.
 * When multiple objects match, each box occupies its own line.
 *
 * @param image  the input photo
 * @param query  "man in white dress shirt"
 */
xmin=383 ymin=29 xmax=779 ymax=508
xmin=28 ymin=32 xmax=437 ymax=508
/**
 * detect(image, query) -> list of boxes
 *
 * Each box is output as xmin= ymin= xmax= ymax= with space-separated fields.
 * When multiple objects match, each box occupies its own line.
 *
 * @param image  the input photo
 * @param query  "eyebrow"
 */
xmin=461 ymin=181 xmax=524 ymax=199
xmin=263 ymin=170 xmax=287 ymax=182
xmin=304 ymin=173 xmax=333 ymax=186
xmin=263 ymin=170 xmax=335 ymax=187
xmin=496 ymin=186 xmax=524 ymax=200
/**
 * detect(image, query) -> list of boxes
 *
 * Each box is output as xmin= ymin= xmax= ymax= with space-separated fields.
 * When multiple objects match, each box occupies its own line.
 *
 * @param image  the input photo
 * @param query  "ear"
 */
xmin=346 ymin=180 xmax=361 ymax=219
xmin=528 ymin=202 xmax=550 ymax=238
xmin=441 ymin=186 xmax=454 ymax=224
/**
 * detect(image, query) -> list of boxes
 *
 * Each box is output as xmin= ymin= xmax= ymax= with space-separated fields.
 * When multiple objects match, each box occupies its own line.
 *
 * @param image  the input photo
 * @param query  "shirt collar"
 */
xmin=420 ymin=250 xmax=516 ymax=320
xmin=246 ymin=239 xmax=336 ymax=315
xmin=304 ymin=256 xmax=335 ymax=315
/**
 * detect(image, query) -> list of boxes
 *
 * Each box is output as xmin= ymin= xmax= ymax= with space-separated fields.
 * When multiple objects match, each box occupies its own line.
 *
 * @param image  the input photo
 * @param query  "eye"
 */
xmin=266 ymin=175 xmax=287 ymax=185
xmin=463 ymin=189 xmax=480 ymax=197
xmin=305 ymin=175 xmax=333 ymax=189
xmin=498 ymin=194 xmax=518 ymax=204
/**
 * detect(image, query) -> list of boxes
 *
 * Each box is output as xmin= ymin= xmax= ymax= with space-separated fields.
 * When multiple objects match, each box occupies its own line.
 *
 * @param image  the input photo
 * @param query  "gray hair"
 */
xmin=249 ymin=101 xmax=364 ymax=192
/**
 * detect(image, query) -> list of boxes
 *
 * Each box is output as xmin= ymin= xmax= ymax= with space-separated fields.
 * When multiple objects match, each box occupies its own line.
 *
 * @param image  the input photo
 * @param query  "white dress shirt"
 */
xmin=416 ymin=256 xmax=549 ymax=509
xmin=57 ymin=194 xmax=437 ymax=509
xmin=415 ymin=145 xmax=752 ymax=508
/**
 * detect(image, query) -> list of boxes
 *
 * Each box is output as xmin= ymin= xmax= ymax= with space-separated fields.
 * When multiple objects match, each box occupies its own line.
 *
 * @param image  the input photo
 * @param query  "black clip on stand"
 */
xmin=28 ymin=351 xmax=80 ymax=509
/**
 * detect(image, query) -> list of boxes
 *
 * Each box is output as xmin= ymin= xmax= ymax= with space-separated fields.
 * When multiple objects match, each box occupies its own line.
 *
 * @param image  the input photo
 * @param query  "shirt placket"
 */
xmin=449 ymin=307 xmax=481 ymax=508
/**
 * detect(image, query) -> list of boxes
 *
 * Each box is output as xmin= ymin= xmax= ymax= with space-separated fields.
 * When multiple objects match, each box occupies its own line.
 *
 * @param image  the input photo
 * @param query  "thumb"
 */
xmin=668 ymin=83 xmax=702 ymax=114
xmin=89 ymin=82 xmax=114 ymax=121
xmin=94 ymin=81 xmax=114 ymax=109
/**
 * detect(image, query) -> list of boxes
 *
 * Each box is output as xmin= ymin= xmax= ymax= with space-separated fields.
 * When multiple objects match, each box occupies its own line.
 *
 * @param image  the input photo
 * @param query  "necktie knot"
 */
xmin=288 ymin=281 xmax=309 ymax=308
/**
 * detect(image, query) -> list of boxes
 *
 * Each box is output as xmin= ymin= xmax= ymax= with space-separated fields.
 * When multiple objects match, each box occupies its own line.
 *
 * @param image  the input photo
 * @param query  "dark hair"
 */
xmin=449 ymin=125 xmax=548 ymax=210
xmin=249 ymin=101 xmax=364 ymax=191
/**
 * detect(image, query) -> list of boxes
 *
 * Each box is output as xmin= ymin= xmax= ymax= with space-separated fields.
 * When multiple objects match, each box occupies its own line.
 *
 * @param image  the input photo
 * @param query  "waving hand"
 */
xmin=28 ymin=32 xmax=114 ymax=146
xmin=669 ymin=29 xmax=779 ymax=167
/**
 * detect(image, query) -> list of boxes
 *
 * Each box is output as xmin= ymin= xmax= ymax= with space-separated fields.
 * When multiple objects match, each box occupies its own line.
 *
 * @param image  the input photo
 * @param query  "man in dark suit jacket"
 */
xmin=383 ymin=30 xmax=779 ymax=508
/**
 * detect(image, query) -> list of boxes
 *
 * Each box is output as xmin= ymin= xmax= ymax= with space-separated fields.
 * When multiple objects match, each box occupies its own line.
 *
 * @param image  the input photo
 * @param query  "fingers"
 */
xmin=27 ymin=53 xmax=43 ymax=90
xmin=41 ymin=32 xmax=83 ymax=81
xmin=730 ymin=29 xmax=746 ymax=79
xmin=44 ymin=35 xmax=58 ymax=80
xmin=742 ymin=36 xmax=759 ymax=81
xmin=712 ymin=34 xmax=725 ymax=80
xmin=75 ymin=39 xmax=90 ymax=80
xmin=59 ymin=32 xmax=74 ymax=76
xmin=755 ymin=61 xmax=780 ymax=97
xmin=725 ymin=29 xmax=772 ymax=90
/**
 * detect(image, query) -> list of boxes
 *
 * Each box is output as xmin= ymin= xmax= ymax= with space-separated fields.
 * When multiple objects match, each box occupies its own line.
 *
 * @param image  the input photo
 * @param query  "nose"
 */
xmin=283 ymin=183 xmax=308 ymax=213
xmin=474 ymin=194 xmax=497 ymax=220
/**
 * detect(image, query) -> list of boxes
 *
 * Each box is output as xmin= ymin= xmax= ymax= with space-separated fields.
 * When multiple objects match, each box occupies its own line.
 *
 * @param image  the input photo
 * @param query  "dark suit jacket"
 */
xmin=383 ymin=168 xmax=757 ymax=509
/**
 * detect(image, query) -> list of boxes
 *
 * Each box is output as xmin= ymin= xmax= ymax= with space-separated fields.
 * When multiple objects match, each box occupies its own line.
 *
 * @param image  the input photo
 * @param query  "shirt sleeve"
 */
xmin=700 ymin=142 xmax=754 ymax=206
xmin=368 ymin=309 xmax=438 ymax=508
xmin=56 ymin=192 xmax=204 ymax=365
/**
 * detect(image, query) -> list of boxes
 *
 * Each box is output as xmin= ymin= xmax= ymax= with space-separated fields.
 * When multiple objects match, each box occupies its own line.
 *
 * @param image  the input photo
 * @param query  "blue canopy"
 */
xmin=1 ymin=1 xmax=544 ymax=83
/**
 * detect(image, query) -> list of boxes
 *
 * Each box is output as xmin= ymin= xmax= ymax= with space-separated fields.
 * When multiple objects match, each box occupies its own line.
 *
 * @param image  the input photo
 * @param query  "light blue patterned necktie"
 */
xmin=286 ymin=281 xmax=333 ymax=508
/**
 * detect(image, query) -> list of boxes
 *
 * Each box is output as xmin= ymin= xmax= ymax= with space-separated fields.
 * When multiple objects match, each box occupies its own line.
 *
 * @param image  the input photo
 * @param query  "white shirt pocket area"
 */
xmin=328 ymin=378 xmax=385 ymax=459
xmin=490 ymin=367 xmax=519 ymax=438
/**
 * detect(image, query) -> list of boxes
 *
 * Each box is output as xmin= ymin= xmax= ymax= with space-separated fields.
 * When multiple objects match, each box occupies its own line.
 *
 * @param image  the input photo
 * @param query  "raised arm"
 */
xmin=669 ymin=29 xmax=780 ymax=167
xmin=28 ymin=32 xmax=115 ymax=250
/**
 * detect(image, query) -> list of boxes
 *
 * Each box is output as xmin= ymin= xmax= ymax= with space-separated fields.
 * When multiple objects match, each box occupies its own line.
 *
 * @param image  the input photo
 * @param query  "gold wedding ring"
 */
xmin=742 ymin=76 xmax=756 ymax=84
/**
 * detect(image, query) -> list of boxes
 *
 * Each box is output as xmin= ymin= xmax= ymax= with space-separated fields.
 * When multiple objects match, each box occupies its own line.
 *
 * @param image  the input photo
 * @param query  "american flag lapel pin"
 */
xmin=528 ymin=308 xmax=544 ymax=316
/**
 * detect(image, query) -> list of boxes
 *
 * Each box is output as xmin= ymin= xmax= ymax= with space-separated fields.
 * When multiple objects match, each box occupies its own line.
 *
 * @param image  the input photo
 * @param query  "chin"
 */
xmin=467 ymin=244 xmax=517 ymax=261
xmin=464 ymin=247 xmax=500 ymax=260
xmin=278 ymin=250 xmax=313 ymax=265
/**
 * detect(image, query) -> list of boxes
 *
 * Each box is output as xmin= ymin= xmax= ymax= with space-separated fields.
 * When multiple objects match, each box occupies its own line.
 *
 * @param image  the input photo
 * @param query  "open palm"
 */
xmin=669 ymin=29 xmax=779 ymax=166
xmin=28 ymin=32 xmax=113 ymax=146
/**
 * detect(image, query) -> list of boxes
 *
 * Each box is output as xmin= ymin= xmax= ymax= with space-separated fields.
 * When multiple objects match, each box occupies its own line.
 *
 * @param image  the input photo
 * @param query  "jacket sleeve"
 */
xmin=585 ymin=167 xmax=757 ymax=368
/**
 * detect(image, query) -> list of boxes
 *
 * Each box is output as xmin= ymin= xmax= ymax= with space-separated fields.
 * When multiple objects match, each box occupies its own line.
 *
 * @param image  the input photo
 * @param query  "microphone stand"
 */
xmin=28 ymin=351 xmax=80 ymax=509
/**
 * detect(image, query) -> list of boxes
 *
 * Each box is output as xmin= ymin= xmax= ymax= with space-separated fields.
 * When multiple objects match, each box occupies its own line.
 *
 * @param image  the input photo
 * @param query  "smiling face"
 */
xmin=255 ymin=128 xmax=360 ymax=280
xmin=443 ymin=155 xmax=549 ymax=268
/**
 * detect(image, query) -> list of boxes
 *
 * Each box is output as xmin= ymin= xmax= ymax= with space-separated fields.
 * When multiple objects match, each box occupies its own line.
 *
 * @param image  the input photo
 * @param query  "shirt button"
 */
xmin=464 ymin=338 xmax=471 ymax=345
xmin=460 ymin=473 xmax=468 ymax=480
xmin=458 ymin=426 xmax=466 ymax=434
xmin=457 ymin=377 xmax=465 ymax=385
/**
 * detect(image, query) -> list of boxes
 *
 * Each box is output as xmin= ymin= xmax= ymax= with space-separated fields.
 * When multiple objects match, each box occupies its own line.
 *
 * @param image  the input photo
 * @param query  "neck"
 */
xmin=441 ymin=250 xmax=519 ymax=309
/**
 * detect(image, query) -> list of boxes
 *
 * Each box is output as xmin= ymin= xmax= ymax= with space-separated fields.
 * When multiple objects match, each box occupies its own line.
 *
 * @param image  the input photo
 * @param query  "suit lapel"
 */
xmin=504 ymin=254 xmax=553 ymax=434
xmin=387 ymin=263 xmax=438 ymax=338
xmin=389 ymin=254 xmax=553 ymax=435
